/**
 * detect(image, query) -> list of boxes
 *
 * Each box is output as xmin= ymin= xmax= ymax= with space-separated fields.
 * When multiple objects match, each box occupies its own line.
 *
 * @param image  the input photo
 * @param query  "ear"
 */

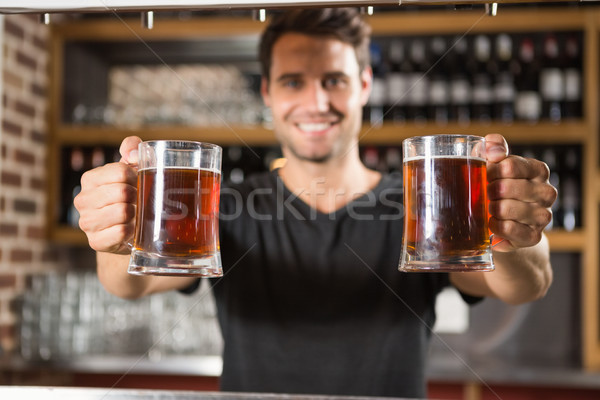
xmin=359 ymin=66 xmax=373 ymax=107
xmin=260 ymin=76 xmax=271 ymax=107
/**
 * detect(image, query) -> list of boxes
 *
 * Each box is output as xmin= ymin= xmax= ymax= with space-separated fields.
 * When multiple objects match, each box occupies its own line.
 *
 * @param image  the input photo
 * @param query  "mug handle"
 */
xmin=491 ymin=234 xmax=505 ymax=248
xmin=124 ymin=160 xmax=139 ymax=251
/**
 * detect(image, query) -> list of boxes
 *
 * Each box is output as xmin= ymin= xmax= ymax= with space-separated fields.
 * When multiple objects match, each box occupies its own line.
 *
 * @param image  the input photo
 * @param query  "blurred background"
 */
xmin=0 ymin=2 xmax=599 ymax=399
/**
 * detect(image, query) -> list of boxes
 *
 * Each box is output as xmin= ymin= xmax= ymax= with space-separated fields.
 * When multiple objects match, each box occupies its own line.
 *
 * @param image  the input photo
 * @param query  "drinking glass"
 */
xmin=399 ymin=134 xmax=495 ymax=272
xmin=128 ymin=140 xmax=222 ymax=277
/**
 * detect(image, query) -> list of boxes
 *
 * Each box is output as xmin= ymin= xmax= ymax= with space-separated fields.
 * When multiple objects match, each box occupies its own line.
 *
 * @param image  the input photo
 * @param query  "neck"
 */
xmin=278 ymin=148 xmax=381 ymax=214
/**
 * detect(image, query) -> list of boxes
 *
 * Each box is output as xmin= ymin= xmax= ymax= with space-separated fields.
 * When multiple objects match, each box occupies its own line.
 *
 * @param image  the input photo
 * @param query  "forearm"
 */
xmin=485 ymin=234 xmax=553 ymax=305
xmin=450 ymin=234 xmax=553 ymax=305
xmin=96 ymin=252 xmax=198 ymax=299
xmin=96 ymin=252 xmax=153 ymax=299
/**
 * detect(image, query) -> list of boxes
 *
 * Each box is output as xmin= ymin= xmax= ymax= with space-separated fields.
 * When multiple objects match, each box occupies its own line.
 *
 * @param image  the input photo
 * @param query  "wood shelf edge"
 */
xmin=51 ymin=226 xmax=89 ymax=245
xmin=546 ymin=230 xmax=585 ymax=252
xmin=55 ymin=121 xmax=589 ymax=146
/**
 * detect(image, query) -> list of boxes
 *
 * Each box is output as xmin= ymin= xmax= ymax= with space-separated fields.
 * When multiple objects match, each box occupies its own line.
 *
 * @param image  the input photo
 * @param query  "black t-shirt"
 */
xmin=184 ymin=170 xmax=463 ymax=398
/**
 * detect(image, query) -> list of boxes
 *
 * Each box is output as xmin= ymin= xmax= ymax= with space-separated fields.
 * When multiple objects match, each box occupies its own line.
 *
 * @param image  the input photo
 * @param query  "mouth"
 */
xmin=295 ymin=121 xmax=337 ymax=136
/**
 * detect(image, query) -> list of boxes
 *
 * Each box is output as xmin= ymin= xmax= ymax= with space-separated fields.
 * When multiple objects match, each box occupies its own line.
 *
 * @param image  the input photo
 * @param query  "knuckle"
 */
xmin=114 ymin=164 xmax=131 ymax=183
xmin=535 ymin=208 xmax=553 ymax=228
xmin=538 ymin=160 xmax=551 ymax=181
xmin=88 ymin=236 xmax=108 ymax=252
xmin=80 ymin=170 xmax=93 ymax=188
xmin=78 ymin=217 xmax=89 ymax=232
xmin=500 ymin=158 xmax=518 ymax=177
xmin=547 ymin=184 xmax=559 ymax=203
xmin=530 ymin=229 xmax=543 ymax=245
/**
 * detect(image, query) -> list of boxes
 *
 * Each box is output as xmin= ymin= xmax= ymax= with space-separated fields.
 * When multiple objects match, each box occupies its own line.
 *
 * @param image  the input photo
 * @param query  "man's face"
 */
xmin=261 ymin=33 xmax=372 ymax=163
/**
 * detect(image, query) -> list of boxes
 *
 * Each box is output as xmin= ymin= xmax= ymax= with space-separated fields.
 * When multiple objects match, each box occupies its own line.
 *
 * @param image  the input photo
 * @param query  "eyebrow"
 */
xmin=275 ymin=71 xmax=350 ymax=83
xmin=276 ymin=73 xmax=302 ymax=83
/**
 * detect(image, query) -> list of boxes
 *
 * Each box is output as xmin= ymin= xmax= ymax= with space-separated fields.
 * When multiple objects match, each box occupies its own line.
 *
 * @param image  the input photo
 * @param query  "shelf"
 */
xmin=51 ymin=226 xmax=88 ymax=245
xmin=55 ymin=124 xmax=277 ymax=146
xmin=546 ymin=230 xmax=585 ymax=252
xmin=358 ymin=121 xmax=589 ymax=145
xmin=49 ymin=8 xmax=591 ymax=42
xmin=55 ymin=120 xmax=589 ymax=147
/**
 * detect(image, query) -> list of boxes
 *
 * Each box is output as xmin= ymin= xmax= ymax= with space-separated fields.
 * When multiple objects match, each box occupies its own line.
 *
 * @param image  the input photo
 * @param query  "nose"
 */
xmin=301 ymin=81 xmax=330 ymax=113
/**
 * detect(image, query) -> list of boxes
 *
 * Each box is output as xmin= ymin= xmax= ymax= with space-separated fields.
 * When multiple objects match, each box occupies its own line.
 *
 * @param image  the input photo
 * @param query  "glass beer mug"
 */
xmin=399 ymin=134 xmax=495 ymax=272
xmin=128 ymin=140 xmax=223 ymax=277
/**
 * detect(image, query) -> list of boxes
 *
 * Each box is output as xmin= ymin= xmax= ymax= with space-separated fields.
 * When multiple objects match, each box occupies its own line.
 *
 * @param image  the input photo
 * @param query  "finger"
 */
xmin=487 ymin=156 xmax=551 ymax=183
xmin=75 ymin=182 xmax=137 ymax=211
xmin=489 ymin=216 xmax=543 ymax=249
xmin=80 ymin=162 xmax=137 ymax=190
xmin=488 ymin=179 xmax=557 ymax=208
xmin=119 ymin=136 xmax=143 ymax=165
xmin=78 ymin=202 xmax=136 ymax=234
xmin=489 ymin=199 xmax=553 ymax=230
xmin=86 ymin=223 xmax=135 ymax=255
xmin=484 ymin=133 xmax=509 ymax=163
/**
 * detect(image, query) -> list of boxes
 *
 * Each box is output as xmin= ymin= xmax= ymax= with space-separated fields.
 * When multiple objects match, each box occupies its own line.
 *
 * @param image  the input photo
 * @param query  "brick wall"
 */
xmin=0 ymin=14 xmax=64 ymax=353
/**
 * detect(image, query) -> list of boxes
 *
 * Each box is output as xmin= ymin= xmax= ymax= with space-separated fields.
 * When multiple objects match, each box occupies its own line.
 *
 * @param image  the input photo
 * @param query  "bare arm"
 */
xmin=96 ymin=252 xmax=196 ymax=299
xmin=75 ymin=136 xmax=195 ymax=299
xmin=451 ymin=235 xmax=552 ymax=305
xmin=450 ymin=134 xmax=556 ymax=305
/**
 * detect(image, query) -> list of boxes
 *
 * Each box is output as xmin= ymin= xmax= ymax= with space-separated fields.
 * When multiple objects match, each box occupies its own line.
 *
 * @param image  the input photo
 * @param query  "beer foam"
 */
xmin=403 ymin=155 xmax=486 ymax=163
xmin=138 ymin=166 xmax=221 ymax=174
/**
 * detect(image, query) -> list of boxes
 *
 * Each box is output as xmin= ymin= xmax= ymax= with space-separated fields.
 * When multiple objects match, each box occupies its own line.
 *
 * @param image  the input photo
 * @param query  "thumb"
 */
xmin=119 ymin=136 xmax=143 ymax=165
xmin=484 ymin=133 xmax=509 ymax=163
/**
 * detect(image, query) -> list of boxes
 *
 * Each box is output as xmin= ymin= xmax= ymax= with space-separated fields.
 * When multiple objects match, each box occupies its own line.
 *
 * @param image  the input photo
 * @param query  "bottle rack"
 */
xmin=46 ymin=6 xmax=600 ymax=371
xmin=364 ymin=30 xmax=583 ymax=126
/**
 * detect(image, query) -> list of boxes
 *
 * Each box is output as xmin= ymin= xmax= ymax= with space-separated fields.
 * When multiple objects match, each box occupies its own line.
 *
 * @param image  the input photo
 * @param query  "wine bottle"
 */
xmin=561 ymin=146 xmax=581 ymax=231
xmin=386 ymin=39 xmax=409 ymax=124
xmin=448 ymin=35 xmax=471 ymax=125
xmin=428 ymin=36 xmax=450 ymax=125
xmin=541 ymin=147 xmax=561 ymax=230
xmin=493 ymin=34 xmax=516 ymax=123
xmin=539 ymin=33 xmax=564 ymax=122
xmin=471 ymin=35 xmax=493 ymax=123
xmin=365 ymin=41 xmax=387 ymax=127
xmin=406 ymin=38 xmax=429 ymax=124
xmin=563 ymin=34 xmax=583 ymax=119
xmin=514 ymin=37 xmax=542 ymax=123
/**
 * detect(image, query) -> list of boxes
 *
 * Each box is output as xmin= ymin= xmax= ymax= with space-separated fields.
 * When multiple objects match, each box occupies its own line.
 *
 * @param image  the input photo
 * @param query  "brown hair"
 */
xmin=258 ymin=8 xmax=372 ymax=81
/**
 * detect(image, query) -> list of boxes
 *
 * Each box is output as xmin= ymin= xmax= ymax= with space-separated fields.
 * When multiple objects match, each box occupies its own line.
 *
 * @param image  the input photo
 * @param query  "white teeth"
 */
xmin=297 ymin=122 xmax=330 ymax=132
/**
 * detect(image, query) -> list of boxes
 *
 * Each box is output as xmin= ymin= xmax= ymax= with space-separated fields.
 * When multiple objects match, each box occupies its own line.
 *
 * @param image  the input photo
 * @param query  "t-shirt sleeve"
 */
xmin=438 ymin=273 xmax=484 ymax=305
xmin=179 ymin=278 xmax=201 ymax=295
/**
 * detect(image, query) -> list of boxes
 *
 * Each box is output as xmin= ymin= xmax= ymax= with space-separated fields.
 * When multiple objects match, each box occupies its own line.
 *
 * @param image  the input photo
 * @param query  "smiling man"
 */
xmin=74 ymin=8 xmax=556 ymax=399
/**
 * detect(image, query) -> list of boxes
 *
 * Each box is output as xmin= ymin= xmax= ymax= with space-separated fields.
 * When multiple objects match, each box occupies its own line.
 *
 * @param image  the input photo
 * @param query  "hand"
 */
xmin=74 ymin=136 xmax=143 ymax=254
xmin=485 ymin=134 xmax=558 ymax=252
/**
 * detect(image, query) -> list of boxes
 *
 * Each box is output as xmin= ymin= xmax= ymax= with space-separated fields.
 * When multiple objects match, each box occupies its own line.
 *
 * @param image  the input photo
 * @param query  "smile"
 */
xmin=296 ymin=122 xmax=335 ymax=134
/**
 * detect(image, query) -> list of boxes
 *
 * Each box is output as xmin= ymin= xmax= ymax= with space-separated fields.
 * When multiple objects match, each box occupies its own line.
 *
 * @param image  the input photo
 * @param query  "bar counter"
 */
xmin=3 ymin=354 xmax=600 ymax=391
xmin=0 ymin=387 xmax=411 ymax=400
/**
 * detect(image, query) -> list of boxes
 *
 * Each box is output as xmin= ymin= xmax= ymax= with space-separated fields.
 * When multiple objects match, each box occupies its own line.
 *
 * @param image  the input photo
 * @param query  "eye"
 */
xmin=282 ymin=78 xmax=302 ymax=89
xmin=323 ymin=76 xmax=347 ymax=90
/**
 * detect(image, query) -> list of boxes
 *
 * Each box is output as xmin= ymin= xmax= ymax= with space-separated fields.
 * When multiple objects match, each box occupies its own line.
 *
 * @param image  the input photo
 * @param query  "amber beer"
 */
xmin=404 ymin=155 xmax=489 ymax=257
xmin=133 ymin=167 xmax=221 ymax=260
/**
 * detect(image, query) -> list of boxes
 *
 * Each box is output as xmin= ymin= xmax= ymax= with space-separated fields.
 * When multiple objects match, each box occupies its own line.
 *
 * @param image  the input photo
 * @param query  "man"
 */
xmin=74 ymin=8 xmax=556 ymax=398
